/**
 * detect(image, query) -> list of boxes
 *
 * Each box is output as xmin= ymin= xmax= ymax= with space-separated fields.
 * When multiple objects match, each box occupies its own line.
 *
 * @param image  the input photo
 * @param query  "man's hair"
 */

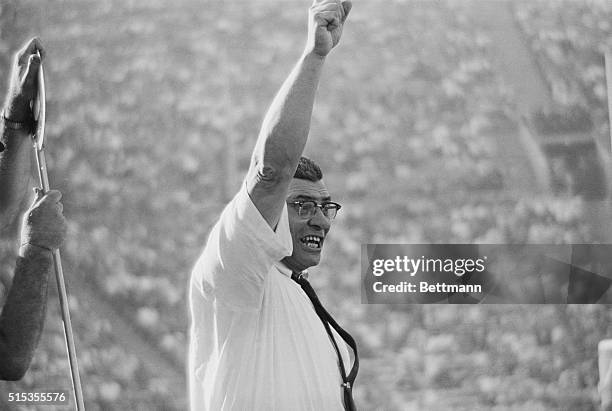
xmin=294 ymin=156 xmax=323 ymax=182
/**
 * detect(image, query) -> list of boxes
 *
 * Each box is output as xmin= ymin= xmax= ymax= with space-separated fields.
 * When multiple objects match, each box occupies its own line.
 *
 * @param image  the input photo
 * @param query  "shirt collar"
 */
xmin=275 ymin=261 xmax=308 ymax=280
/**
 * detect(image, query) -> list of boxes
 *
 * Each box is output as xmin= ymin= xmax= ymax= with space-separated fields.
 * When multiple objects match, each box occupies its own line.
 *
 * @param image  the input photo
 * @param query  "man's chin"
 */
xmin=304 ymin=255 xmax=321 ymax=267
xmin=286 ymin=252 xmax=321 ymax=272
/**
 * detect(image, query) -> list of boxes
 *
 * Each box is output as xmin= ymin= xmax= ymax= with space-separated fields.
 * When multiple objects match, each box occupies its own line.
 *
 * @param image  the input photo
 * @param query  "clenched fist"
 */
xmin=306 ymin=0 xmax=352 ymax=58
xmin=20 ymin=189 xmax=67 ymax=252
xmin=3 ymin=37 xmax=46 ymax=124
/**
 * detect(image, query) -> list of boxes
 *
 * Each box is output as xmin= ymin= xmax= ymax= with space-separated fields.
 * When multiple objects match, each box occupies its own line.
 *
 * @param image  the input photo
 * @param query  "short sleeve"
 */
xmin=191 ymin=183 xmax=293 ymax=311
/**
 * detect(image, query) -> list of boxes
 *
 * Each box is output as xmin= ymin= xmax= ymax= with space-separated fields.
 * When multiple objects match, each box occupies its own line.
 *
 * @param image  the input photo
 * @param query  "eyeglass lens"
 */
xmin=299 ymin=202 xmax=338 ymax=219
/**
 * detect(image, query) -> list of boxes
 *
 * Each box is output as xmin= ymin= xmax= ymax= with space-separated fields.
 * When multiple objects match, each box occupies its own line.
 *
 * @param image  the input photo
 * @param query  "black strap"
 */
xmin=291 ymin=271 xmax=358 ymax=411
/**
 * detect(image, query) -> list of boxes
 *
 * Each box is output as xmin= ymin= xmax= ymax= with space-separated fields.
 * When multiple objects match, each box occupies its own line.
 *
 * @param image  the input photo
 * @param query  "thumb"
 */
xmin=341 ymin=1 xmax=352 ymax=22
xmin=21 ymin=54 xmax=41 ymax=90
xmin=29 ymin=187 xmax=44 ymax=208
xmin=41 ymin=189 xmax=62 ymax=204
xmin=33 ymin=187 xmax=44 ymax=199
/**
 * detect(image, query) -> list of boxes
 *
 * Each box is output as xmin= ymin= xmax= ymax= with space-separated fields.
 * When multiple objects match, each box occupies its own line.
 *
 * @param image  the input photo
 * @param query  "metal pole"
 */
xmin=33 ymin=54 xmax=85 ymax=411
xmin=606 ymin=53 xmax=612 ymax=150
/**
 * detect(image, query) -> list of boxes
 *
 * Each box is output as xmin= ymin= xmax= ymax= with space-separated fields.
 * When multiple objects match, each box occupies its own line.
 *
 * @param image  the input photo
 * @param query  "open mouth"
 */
xmin=300 ymin=235 xmax=323 ymax=250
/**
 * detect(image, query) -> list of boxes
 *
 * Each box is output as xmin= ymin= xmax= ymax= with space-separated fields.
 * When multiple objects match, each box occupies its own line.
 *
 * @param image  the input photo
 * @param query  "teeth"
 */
xmin=301 ymin=235 xmax=322 ymax=249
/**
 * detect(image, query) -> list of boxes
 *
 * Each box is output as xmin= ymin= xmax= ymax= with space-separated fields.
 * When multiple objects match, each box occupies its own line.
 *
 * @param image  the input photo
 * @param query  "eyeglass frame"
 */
xmin=287 ymin=200 xmax=342 ymax=220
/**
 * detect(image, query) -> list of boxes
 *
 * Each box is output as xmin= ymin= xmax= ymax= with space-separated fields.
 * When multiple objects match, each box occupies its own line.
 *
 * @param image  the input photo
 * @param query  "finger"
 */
xmin=16 ymin=37 xmax=45 ymax=66
xmin=317 ymin=3 xmax=342 ymax=13
xmin=336 ymin=0 xmax=345 ymax=21
xmin=30 ymin=187 xmax=44 ymax=207
xmin=341 ymin=1 xmax=352 ymax=22
xmin=23 ymin=37 xmax=45 ymax=60
xmin=316 ymin=11 xmax=340 ymax=27
xmin=32 ymin=37 xmax=46 ymax=60
xmin=21 ymin=54 xmax=41 ymax=90
xmin=40 ymin=190 xmax=63 ymax=205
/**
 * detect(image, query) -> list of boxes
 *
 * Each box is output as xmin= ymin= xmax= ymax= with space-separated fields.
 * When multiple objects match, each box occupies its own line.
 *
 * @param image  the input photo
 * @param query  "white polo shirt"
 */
xmin=189 ymin=184 xmax=349 ymax=411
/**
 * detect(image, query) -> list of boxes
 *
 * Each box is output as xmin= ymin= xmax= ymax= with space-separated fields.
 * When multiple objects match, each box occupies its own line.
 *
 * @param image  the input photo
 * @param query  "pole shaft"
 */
xmin=52 ymin=249 xmax=85 ymax=411
xmin=33 ymin=55 xmax=85 ymax=410
xmin=606 ymin=53 xmax=612 ymax=150
xmin=34 ymin=146 xmax=85 ymax=411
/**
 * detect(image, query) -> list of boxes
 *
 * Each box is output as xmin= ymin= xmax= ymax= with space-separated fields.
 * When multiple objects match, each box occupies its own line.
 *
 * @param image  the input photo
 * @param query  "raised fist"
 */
xmin=20 ymin=189 xmax=67 ymax=252
xmin=306 ymin=0 xmax=352 ymax=58
xmin=3 ymin=37 xmax=46 ymax=124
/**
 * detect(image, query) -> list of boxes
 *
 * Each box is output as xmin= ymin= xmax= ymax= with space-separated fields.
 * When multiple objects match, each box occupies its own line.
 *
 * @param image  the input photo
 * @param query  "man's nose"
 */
xmin=308 ymin=206 xmax=331 ymax=230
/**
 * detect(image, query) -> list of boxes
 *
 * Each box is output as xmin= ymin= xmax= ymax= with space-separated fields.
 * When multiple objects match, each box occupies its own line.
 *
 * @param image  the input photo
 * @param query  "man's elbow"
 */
xmin=252 ymin=160 xmax=294 ymax=187
xmin=0 ymin=356 xmax=30 ymax=381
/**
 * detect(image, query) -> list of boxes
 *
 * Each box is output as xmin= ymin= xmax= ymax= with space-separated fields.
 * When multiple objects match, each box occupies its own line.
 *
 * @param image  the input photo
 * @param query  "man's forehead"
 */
xmin=287 ymin=178 xmax=330 ymax=200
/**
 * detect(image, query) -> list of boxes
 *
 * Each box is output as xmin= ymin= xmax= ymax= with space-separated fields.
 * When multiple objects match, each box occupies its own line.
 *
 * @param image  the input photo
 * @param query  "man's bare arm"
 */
xmin=0 ymin=189 xmax=66 ymax=381
xmin=0 ymin=245 xmax=52 ymax=380
xmin=0 ymin=38 xmax=45 ymax=229
xmin=246 ymin=0 xmax=351 ymax=228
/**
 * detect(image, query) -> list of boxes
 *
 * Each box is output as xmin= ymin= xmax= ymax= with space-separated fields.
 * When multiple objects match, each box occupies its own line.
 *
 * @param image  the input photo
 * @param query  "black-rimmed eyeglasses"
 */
xmin=288 ymin=200 xmax=342 ymax=220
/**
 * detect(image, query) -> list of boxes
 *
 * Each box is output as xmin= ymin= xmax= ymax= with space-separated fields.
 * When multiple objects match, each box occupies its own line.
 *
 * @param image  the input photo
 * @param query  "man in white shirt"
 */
xmin=188 ymin=1 xmax=354 ymax=409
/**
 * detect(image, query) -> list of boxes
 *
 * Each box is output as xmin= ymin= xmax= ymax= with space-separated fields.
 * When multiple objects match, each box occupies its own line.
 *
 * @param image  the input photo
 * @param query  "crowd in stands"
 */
xmin=515 ymin=0 xmax=611 ymax=201
xmin=515 ymin=0 xmax=610 ymax=115
xmin=1 ymin=0 xmax=609 ymax=409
